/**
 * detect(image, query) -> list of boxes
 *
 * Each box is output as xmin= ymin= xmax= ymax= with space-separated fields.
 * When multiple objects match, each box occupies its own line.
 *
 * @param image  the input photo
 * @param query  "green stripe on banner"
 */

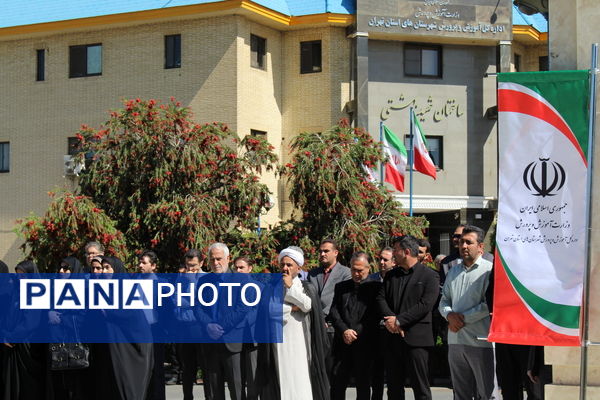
xmin=497 ymin=70 xmax=590 ymax=158
xmin=497 ymin=248 xmax=580 ymax=330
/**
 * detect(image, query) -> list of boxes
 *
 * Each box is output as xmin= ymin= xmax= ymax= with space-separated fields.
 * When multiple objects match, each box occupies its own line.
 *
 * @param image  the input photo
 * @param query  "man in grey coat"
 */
xmin=308 ymin=238 xmax=352 ymax=378
xmin=308 ymin=238 xmax=352 ymax=320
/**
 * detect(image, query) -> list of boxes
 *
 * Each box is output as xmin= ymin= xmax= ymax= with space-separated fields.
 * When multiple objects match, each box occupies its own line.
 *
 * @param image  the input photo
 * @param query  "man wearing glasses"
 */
xmin=84 ymin=241 xmax=104 ymax=273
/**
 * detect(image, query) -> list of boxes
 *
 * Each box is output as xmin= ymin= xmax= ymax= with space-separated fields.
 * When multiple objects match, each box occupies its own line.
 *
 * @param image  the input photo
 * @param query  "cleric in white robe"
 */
xmin=257 ymin=246 xmax=330 ymax=400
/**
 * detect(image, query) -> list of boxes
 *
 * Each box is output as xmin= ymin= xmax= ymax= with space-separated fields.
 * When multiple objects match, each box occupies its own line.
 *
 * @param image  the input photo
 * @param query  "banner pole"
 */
xmin=380 ymin=121 xmax=384 ymax=183
xmin=409 ymin=108 xmax=414 ymax=216
xmin=580 ymin=43 xmax=599 ymax=400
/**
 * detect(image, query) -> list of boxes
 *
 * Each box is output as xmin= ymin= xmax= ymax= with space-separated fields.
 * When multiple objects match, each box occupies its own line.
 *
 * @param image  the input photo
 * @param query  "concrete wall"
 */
xmin=546 ymin=1 xmax=600 ymax=397
xmin=367 ymin=40 xmax=497 ymax=199
xmin=549 ymin=0 xmax=600 ymax=70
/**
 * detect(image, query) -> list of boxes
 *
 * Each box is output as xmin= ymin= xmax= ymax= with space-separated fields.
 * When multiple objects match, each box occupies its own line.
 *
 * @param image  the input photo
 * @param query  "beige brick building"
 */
xmin=0 ymin=1 xmax=548 ymax=266
xmin=0 ymin=2 xmax=353 ymax=265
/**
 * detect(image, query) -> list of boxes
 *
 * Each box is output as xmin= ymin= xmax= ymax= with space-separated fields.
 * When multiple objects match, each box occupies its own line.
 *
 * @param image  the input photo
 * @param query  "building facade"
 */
xmin=350 ymin=0 xmax=547 ymax=256
xmin=0 ymin=1 xmax=353 ymax=265
xmin=0 ymin=0 xmax=548 ymax=265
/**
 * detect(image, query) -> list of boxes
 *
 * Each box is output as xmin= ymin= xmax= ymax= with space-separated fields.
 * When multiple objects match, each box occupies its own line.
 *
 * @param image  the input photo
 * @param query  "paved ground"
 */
xmin=165 ymin=385 xmax=455 ymax=399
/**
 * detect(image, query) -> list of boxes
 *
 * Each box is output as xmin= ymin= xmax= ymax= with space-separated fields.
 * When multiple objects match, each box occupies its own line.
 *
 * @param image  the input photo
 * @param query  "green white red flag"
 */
xmin=490 ymin=71 xmax=590 ymax=346
xmin=382 ymin=125 xmax=407 ymax=192
xmin=412 ymin=114 xmax=437 ymax=179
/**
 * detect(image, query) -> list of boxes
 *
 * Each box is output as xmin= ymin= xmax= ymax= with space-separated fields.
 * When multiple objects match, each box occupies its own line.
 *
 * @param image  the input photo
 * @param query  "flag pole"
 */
xmin=380 ymin=121 xmax=384 ymax=183
xmin=409 ymin=108 xmax=414 ymax=217
xmin=579 ymin=42 xmax=598 ymax=400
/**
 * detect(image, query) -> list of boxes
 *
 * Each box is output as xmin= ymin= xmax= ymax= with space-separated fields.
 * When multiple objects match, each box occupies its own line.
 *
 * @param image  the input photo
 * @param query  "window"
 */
xmin=404 ymin=135 xmax=443 ymax=169
xmin=165 ymin=34 xmax=181 ymax=69
xmin=514 ymin=53 xmax=521 ymax=72
xmin=539 ymin=55 xmax=549 ymax=71
xmin=36 ymin=49 xmax=45 ymax=81
xmin=250 ymin=129 xmax=267 ymax=137
xmin=69 ymin=44 xmax=102 ymax=78
xmin=67 ymin=137 xmax=82 ymax=156
xmin=251 ymin=34 xmax=266 ymax=70
xmin=0 ymin=142 xmax=9 ymax=173
xmin=404 ymin=44 xmax=441 ymax=77
xmin=300 ymin=40 xmax=322 ymax=74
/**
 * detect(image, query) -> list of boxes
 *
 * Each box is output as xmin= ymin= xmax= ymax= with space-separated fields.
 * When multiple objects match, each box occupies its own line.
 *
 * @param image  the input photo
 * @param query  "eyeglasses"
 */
xmin=452 ymin=234 xmax=462 ymax=239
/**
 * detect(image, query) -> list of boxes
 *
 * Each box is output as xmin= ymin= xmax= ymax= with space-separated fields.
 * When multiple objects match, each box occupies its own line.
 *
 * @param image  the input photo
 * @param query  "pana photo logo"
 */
xmin=20 ymin=277 xmax=262 ymax=310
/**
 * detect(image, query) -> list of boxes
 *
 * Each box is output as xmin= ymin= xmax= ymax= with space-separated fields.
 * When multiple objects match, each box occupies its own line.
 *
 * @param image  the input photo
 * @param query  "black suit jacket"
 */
xmin=329 ymin=279 xmax=381 ymax=345
xmin=377 ymin=263 xmax=439 ymax=347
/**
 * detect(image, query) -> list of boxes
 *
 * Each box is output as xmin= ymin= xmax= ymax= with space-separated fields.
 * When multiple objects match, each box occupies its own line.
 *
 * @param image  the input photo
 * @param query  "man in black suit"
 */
xmin=329 ymin=252 xmax=381 ymax=400
xmin=377 ymin=235 xmax=440 ymax=400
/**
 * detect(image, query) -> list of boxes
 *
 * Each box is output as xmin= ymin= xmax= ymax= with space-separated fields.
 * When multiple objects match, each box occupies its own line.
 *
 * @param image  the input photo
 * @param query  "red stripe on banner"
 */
xmin=488 ymin=250 xmax=580 ymax=346
xmin=498 ymin=89 xmax=587 ymax=167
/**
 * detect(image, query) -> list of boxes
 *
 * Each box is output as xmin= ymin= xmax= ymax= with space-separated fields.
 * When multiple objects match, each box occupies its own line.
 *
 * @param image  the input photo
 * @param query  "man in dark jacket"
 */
xmin=377 ymin=236 xmax=440 ymax=400
xmin=329 ymin=252 xmax=381 ymax=400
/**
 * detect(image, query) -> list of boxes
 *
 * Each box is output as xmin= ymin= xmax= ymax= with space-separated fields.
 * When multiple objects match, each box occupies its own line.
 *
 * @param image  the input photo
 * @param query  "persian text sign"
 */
xmin=0 ymin=273 xmax=283 ymax=343
xmin=357 ymin=0 xmax=511 ymax=41
xmin=490 ymin=71 xmax=590 ymax=346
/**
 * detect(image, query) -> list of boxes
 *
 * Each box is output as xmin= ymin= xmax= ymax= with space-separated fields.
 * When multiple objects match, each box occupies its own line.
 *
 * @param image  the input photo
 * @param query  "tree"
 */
xmin=16 ymin=192 xmax=128 ymax=272
xmin=276 ymin=120 xmax=428 ymax=267
xmin=18 ymin=98 xmax=277 ymax=270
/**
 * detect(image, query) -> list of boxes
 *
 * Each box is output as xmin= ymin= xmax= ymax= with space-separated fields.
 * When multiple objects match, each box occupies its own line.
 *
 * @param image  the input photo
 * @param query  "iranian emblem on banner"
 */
xmin=490 ymin=71 xmax=590 ymax=346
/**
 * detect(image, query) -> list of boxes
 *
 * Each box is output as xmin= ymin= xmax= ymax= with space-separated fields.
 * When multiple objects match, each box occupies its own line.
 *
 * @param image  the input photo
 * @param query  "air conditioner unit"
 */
xmin=63 ymin=155 xmax=84 ymax=177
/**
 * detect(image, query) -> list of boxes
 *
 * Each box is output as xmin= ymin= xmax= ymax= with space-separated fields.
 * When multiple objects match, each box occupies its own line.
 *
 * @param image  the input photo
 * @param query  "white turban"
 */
xmin=278 ymin=247 xmax=304 ymax=267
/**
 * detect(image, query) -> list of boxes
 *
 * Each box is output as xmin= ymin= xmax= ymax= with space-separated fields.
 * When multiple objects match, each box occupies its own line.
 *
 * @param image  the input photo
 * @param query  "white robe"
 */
xmin=276 ymin=276 xmax=312 ymax=400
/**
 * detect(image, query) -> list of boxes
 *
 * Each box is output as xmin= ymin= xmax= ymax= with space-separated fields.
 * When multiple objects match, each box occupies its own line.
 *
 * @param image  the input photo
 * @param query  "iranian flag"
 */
xmin=490 ymin=71 xmax=590 ymax=346
xmin=382 ymin=125 xmax=407 ymax=192
xmin=412 ymin=114 xmax=437 ymax=179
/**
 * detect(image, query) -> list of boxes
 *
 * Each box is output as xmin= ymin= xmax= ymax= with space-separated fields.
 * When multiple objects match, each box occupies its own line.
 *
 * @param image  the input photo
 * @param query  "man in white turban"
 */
xmin=257 ymin=246 xmax=329 ymax=400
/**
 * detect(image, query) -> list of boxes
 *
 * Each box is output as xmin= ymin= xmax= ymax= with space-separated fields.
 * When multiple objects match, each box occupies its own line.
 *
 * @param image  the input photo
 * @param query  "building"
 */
xmin=0 ymin=1 xmax=548 ymax=265
xmin=0 ymin=0 xmax=354 ymax=265
xmin=350 ymin=0 xmax=547 ymax=256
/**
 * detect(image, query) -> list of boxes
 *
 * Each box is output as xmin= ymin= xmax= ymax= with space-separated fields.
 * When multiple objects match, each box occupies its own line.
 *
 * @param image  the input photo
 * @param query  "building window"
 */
xmin=404 ymin=44 xmax=441 ymax=78
xmin=165 ymin=34 xmax=181 ymax=69
xmin=300 ymin=40 xmax=322 ymax=74
xmin=69 ymin=44 xmax=102 ymax=78
xmin=250 ymin=129 xmax=267 ymax=137
xmin=36 ymin=49 xmax=45 ymax=81
xmin=514 ymin=53 xmax=521 ymax=72
xmin=67 ymin=137 xmax=83 ymax=156
xmin=404 ymin=135 xmax=443 ymax=169
xmin=0 ymin=142 xmax=9 ymax=173
xmin=251 ymin=34 xmax=266 ymax=70
xmin=539 ymin=55 xmax=549 ymax=71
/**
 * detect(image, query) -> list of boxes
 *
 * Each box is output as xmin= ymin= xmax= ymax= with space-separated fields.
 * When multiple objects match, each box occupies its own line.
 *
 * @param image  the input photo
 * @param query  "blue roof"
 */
xmin=0 ymin=0 xmax=355 ymax=29
xmin=512 ymin=4 xmax=548 ymax=33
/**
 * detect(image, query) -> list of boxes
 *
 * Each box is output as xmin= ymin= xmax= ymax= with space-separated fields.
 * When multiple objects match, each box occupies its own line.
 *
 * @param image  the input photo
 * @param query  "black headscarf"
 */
xmin=0 ymin=260 xmax=8 ymax=273
xmin=14 ymin=260 xmax=39 ymax=274
xmin=61 ymin=256 xmax=83 ymax=273
xmin=101 ymin=256 xmax=127 ymax=273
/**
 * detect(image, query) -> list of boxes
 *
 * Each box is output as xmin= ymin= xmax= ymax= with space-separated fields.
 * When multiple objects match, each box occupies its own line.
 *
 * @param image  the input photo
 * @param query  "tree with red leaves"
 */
xmin=17 ymin=98 xmax=277 ymax=270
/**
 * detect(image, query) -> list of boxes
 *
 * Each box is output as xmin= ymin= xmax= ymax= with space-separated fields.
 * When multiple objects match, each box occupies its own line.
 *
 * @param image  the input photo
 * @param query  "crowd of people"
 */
xmin=0 ymin=225 xmax=550 ymax=400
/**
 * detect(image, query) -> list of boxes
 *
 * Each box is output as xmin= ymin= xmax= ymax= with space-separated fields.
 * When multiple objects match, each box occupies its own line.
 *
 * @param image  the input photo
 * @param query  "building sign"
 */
xmin=380 ymin=94 xmax=464 ymax=123
xmin=358 ymin=0 xmax=511 ymax=41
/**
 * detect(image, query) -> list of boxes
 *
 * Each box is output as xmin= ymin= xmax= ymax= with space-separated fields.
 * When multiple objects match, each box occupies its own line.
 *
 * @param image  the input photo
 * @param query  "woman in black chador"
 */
xmin=47 ymin=256 xmax=87 ymax=400
xmin=1 ymin=260 xmax=47 ymax=400
xmin=88 ymin=256 xmax=154 ymax=400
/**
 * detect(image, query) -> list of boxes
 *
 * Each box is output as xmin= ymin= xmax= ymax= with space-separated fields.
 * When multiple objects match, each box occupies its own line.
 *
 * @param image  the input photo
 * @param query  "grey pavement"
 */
xmin=165 ymin=385 xmax=454 ymax=399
